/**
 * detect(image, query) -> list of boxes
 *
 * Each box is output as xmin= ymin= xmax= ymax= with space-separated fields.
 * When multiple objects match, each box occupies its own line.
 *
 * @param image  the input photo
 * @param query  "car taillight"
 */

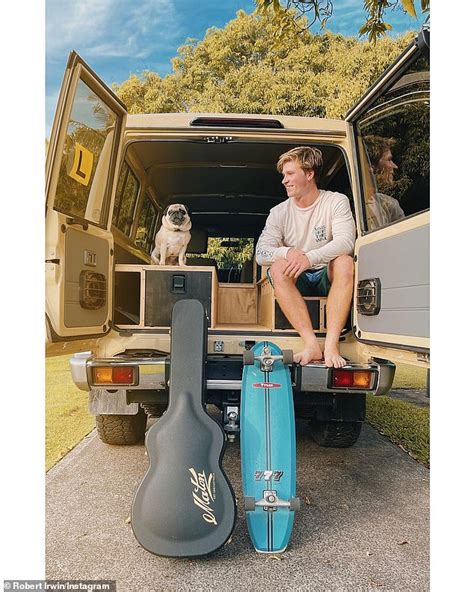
xmin=353 ymin=371 xmax=373 ymax=388
xmin=92 ymin=366 xmax=135 ymax=385
xmin=331 ymin=369 xmax=373 ymax=389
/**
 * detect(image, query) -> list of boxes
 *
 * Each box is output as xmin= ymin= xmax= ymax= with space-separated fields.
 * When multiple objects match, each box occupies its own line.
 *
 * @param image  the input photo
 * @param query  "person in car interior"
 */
xmin=364 ymin=135 xmax=405 ymax=230
xmin=256 ymin=146 xmax=356 ymax=368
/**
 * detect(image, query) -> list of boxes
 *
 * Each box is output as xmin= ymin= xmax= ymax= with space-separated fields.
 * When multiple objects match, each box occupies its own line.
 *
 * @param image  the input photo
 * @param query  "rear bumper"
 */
xmin=70 ymin=352 xmax=395 ymax=396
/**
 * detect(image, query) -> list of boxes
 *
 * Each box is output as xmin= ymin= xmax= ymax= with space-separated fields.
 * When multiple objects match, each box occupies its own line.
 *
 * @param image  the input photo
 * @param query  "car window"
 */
xmin=196 ymin=237 xmax=253 ymax=282
xmin=52 ymin=79 xmax=119 ymax=225
xmin=112 ymin=161 xmax=140 ymax=236
xmin=356 ymin=53 xmax=429 ymax=233
xmin=200 ymin=238 xmax=253 ymax=268
xmin=135 ymin=194 xmax=160 ymax=252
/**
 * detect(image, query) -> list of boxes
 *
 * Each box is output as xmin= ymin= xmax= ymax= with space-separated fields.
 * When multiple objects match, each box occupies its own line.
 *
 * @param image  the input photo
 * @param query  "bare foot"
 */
xmin=294 ymin=345 xmax=323 ymax=366
xmin=324 ymin=347 xmax=346 ymax=368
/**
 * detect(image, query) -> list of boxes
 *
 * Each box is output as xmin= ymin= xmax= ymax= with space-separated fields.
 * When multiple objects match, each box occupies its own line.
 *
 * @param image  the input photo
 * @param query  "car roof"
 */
xmin=125 ymin=112 xmax=347 ymax=133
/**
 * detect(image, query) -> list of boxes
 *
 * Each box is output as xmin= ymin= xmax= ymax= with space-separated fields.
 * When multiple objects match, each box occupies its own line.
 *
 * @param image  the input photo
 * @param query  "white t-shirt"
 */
xmin=255 ymin=190 xmax=356 ymax=269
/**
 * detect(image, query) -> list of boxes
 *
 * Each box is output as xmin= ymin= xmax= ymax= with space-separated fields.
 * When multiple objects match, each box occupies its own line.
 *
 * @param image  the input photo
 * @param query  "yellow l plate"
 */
xmin=68 ymin=142 xmax=94 ymax=186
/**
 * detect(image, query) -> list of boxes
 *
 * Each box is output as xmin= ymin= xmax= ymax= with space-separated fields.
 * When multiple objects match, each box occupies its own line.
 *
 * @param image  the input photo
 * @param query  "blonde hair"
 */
xmin=276 ymin=146 xmax=323 ymax=184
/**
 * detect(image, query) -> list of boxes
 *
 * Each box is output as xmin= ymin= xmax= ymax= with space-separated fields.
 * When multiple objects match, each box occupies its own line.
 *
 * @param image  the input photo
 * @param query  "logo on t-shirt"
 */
xmin=313 ymin=224 xmax=327 ymax=242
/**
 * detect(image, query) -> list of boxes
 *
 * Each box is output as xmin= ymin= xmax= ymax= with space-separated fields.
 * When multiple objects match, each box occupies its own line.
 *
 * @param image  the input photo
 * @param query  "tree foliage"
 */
xmin=114 ymin=10 xmax=412 ymax=120
xmin=255 ymin=1 xmax=429 ymax=43
xmin=204 ymin=238 xmax=254 ymax=268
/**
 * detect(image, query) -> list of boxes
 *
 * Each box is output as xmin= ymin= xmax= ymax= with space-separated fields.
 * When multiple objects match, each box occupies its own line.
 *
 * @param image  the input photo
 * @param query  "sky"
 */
xmin=45 ymin=0 xmax=424 ymax=136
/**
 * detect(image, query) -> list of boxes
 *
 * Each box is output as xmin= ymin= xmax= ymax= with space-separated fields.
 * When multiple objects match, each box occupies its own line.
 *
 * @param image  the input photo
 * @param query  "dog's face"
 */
xmin=163 ymin=204 xmax=191 ymax=230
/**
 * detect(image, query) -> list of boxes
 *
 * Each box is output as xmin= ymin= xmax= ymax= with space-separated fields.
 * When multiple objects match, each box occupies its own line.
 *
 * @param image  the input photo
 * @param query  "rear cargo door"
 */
xmin=346 ymin=26 xmax=429 ymax=354
xmin=46 ymin=52 xmax=127 ymax=341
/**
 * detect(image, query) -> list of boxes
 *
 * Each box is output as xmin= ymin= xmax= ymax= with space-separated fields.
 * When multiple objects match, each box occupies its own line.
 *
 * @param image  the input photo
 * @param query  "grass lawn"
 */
xmin=46 ymin=356 xmax=429 ymax=470
xmin=365 ymin=362 xmax=429 ymax=466
xmin=391 ymin=363 xmax=428 ymax=390
xmin=45 ymin=355 xmax=94 ymax=471
xmin=366 ymin=393 xmax=429 ymax=466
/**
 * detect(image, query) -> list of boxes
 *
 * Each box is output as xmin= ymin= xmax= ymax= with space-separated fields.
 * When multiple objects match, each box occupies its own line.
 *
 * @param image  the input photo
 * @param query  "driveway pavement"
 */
xmin=46 ymin=420 xmax=429 ymax=591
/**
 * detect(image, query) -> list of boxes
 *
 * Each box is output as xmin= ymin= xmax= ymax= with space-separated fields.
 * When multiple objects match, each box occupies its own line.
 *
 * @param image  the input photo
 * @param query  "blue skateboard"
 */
xmin=241 ymin=341 xmax=300 ymax=553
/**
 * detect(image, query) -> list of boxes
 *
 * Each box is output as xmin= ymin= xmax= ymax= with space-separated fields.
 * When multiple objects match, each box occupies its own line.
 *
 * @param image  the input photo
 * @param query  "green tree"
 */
xmin=255 ymin=1 xmax=429 ymax=43
xmin=114 ymin=10 xmax=412 ymax=120
xmin=204 ymin=238 xmax=254 ymax=269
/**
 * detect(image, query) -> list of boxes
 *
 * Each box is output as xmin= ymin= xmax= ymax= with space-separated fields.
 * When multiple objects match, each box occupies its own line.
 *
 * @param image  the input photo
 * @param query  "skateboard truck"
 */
xmin=244 ymin=491 xmax=300 ymax=512
xmin=243 ymin=347 xmax=293 ymax=372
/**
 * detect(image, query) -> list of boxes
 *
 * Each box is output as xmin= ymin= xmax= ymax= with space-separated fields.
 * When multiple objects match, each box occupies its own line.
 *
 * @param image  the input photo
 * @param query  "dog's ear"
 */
xmin=162 ymin=205 xmax=169 ymax=217
xmin=183 ymin=204 xmax=191 ymax=217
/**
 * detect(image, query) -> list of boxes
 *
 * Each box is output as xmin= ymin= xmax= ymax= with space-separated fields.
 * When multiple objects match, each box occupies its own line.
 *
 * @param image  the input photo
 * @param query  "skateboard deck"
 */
xmin=241 ymin=341 xmax=299 ymax=553
xmin=131 ymin=299 xmax=236 ymax=557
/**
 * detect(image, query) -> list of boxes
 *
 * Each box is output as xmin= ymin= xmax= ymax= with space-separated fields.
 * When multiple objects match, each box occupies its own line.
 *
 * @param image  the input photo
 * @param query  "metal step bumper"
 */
xmin=70 ymin=352 xmax=395 ymax=396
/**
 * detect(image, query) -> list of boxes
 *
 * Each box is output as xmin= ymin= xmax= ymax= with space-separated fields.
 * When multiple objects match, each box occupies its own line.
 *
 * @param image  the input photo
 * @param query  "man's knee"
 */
xmin=270 ymin=258 xmax=292 ymax=286
xmin=329 ymin=255 xmax=354 ymax=282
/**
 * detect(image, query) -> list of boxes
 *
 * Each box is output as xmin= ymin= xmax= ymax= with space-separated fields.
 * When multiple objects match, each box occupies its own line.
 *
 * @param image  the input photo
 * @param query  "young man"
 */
xmin=255 ymin=146 xmax=356 ymax=367
xmin=364 ymin=135 xmax=405 ymax=230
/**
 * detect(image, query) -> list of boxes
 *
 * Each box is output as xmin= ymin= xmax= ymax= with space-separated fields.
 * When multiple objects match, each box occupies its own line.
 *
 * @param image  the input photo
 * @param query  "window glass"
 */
xmin=198 ymin=237 xmax=254 ymax=270
xmin=116 ymin=163 xmax=128 ymax=202
xmin=201 ymin=237 xmax=253 ymax=282
xmin=357 ymin=53 xmax=429 ymax=232
xmin=112 ymin=161 xmax=140 ymax=236
xmin=53 ymin=79 xmax=118 ymax=224
xmin=135 ymin=195 xmax=159 ymax=252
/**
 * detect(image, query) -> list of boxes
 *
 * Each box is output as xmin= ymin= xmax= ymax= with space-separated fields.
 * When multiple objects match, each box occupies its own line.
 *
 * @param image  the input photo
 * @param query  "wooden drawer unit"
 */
xmin=114 ymin=264 xmax=218 ymax=329
xmin=258 ymin=277 xmax=328 ymax=333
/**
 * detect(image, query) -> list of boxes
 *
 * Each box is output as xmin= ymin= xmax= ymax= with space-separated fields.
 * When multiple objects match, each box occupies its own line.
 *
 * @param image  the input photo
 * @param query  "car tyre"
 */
xmin=96 ymin=407 xmax=147 ymax=445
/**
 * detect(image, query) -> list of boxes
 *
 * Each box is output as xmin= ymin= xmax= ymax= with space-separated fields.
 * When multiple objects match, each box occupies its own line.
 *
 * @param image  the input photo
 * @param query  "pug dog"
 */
xmin=151 ymin=204 xmax=192 ymax=266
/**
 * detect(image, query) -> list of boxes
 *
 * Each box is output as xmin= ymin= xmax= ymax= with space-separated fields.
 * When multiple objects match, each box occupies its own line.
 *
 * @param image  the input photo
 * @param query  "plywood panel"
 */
xmin=217 ymin=285 xmax=257 ymax=324
xmin=258 ymin=277 xmax=274 ymax=329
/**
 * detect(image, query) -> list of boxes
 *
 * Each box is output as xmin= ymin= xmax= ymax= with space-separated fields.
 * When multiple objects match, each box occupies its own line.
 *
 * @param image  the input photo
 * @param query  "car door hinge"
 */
xmin=66 ymin=217 xmax=89 ymax=231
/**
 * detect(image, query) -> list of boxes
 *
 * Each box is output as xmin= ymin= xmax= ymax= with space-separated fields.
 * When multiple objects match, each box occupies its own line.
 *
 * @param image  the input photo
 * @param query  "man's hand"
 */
xmin=286 ymin=247 xmax=305 ymax=262
xmin=283 ymin=248 xmax=311 ymax=279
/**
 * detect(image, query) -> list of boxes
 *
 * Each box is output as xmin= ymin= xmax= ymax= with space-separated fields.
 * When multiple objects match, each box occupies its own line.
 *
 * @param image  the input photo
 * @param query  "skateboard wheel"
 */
xmin=244 ymin=496 xmax=256 ymax=511
xmin=243 ymin=350 xmax=255 ymax=365
xmin=289 ymin=497 xmax=300 ymax=511
xmin=282 ymin=350 xmax=294 ymax=365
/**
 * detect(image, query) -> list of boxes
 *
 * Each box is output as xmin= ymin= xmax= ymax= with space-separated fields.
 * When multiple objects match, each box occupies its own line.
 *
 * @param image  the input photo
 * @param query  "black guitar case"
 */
xmin=131 ymin=299 xmax=236 ymax=557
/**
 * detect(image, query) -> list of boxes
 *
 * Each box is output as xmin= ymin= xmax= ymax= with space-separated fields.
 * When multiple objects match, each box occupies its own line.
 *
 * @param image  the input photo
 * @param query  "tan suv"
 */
xmin=46 ymin=24 xmax=429 ymax=448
